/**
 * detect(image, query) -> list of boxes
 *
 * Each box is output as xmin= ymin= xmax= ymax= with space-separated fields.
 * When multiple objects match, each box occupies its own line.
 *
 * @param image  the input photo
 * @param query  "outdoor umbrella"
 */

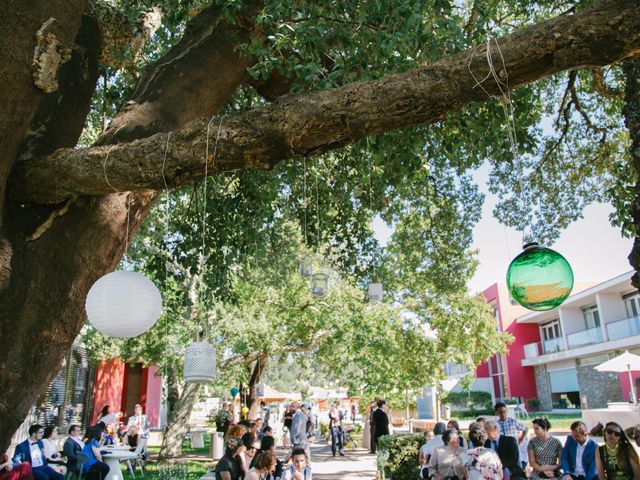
xmin=595 ymin=350 xmax=640 ymax=404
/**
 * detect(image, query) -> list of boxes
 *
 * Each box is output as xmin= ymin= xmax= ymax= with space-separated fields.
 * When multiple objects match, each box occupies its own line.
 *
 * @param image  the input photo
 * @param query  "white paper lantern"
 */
xmin=85 ymin=271 xmax=162 ymax=338
xmin=368 ymin=282 xmax=383 ymax=302
xmin=299 ymin=256 xmax=314 ymax=278
xmin=184 ymin=341 xmax=217 ymax=384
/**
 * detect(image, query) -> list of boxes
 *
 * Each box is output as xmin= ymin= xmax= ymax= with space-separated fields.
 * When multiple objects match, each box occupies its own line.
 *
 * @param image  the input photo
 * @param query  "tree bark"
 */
xmin=624 ymin=58 xmax=640 ymax=289
xmin=158 ymin=368 xmax=201 ymax=460
xmin=10 ymin=0 xmax=640 ymax=204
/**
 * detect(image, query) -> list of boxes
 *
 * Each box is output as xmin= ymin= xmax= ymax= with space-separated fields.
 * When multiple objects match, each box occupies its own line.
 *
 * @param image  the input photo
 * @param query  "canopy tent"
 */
xmin=595 ymin=351 xmax=640 ymax=404
xmin=254 ymin=383 xmax=301 ymax=402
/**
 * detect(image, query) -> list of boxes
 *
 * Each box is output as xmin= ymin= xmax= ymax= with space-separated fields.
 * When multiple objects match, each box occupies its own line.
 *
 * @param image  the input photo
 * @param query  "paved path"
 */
xmin=307 ymin=442 xmax=377 ymax=480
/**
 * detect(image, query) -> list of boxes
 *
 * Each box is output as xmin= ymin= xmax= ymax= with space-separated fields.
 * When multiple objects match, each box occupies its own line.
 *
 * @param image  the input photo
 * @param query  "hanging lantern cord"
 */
xmin=468 ymin=37 xmax=531 ymax=243
xmin=161 ymin=132 xmax=173 ymax=382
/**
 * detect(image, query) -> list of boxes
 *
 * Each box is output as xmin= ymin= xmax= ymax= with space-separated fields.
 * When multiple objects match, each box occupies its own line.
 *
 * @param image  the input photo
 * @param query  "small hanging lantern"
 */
xmin=368 ymin=282 xmax=383 ymax=302
xmin=85 ymin=271 xmax=163 ymax=338
xmin=506 ymin=242 xmax=574 ymax=311
xmin=184 ymin=341 xmax=217 ymax=384
xmin=311 ymin=272 xmax=329 ymax=297
xmin=299 ymin=256 xmax=314 ymax=278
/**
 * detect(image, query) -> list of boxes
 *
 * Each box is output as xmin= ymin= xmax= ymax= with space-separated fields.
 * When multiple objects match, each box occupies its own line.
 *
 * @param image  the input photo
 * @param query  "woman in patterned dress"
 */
xmin=595 ymin=421 xmax=640 ymax=480
xmin=528 ymin=418 xmax=563 ymax=479
xmin=454 ymin=427 xmax=503 ymax=480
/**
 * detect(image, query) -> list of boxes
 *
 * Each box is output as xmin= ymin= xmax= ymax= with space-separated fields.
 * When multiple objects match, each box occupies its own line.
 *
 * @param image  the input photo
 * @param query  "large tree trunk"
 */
xmin=625 ymin=58 xmax=640 ymax=289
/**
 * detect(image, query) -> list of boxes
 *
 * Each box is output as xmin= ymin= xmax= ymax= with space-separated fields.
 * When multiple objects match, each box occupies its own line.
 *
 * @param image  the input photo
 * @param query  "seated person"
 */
xmin=214 ymin=436 xmax=243 ymax=480
xmin=282 ymin=448 xmax=311 ymax=480
xmin=13 ymin=424 xmax=63 ymax=480
xmin=561 ymin=421 xmax=597 ymax=480
xmin=81 ymin=427 xmax=109 ymax=480
xmin=485 ymin=419 xmax=525 ymax=480
xmin=0 ymin=453 xmax=32 ymax=480
xmin=102 ymin=424 xmax=117 ymax=446
xmin=41 ymin=427 xmax=65 ymax=476
xmin=62 ymin=425 xmax=83 ymax=474
xmin=528 ymin=418 xmax=562 ymax=480
xmin=122 ymin=426 xmax=140 ymax=451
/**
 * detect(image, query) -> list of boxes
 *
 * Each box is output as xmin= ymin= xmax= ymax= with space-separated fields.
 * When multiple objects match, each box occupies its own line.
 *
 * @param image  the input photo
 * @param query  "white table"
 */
xmin=102 ymin=450 xmax=138 ymax=480
xmin=582 ymin=408 xmax=640 ymax=430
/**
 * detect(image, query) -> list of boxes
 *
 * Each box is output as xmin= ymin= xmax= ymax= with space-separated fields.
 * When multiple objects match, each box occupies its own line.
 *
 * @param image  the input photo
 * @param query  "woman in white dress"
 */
xmin=361 ymin=403 xmax=371 ymax=453
xmin=42 ymin=426 xmax=67 ymax=476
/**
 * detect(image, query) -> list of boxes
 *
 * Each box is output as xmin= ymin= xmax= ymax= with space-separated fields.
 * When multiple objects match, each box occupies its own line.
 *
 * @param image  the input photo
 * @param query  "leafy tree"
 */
xmin=0 ymin=0 xmax=639 ymax=451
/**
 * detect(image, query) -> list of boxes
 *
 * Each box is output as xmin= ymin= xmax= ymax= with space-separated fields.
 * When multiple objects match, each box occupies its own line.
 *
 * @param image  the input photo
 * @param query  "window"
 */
xmin=541 ymin=320 xmax=561 ymax=340
xmin=582 ymin=305 xmax=600 ymax=330
xmin=624 ymin=292 xmax=640 ymax=318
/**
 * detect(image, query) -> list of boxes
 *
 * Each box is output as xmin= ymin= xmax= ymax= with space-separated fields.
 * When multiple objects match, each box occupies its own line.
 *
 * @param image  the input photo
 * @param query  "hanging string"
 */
xmin=314 ymin=158 xmax=321 ymax=247
xmin=468 ymin=37 xmax=530 ymax=243
xmin=303 ymin=157 xmax=308 ymax=246
xmin=161 ymin=132 xmax=172 ymax=382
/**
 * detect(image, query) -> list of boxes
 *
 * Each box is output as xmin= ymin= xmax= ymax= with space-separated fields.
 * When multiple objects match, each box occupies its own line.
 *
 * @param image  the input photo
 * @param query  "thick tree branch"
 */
xmin=9 ymin=0 xmax=640 ymax=204
xmin=590 ymin=67 xmax=624 ymax=100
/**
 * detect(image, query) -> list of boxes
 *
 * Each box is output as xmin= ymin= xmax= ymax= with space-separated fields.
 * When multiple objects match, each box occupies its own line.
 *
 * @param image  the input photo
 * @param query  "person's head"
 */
xmin=28 ymin=424 xmax=44 ymax=440
xmin=603 ymin=421 xmax=640 ymax=467
xmin=494 ymin=402 xmax=508 ymax=420
xmin=260 ymin=401 xmax=266 ymax=407
xmin=254 ymin=450 xmax=276 ymax=472
xmin=255 ymin=418 xmax=263 ymax=429
xmin=227 ymin=424 xmax=245 ymax=438
xmin=442 ymin=428 xmax=459 ymax=448
xmin=134 ymin=404 xmax=143 ymax=416
xmin=68 ymin=425 xmax=81 ymax=437
xmin=532 ymin=418 xmax=551 ymax=438
xmin=423 ymin=429 xmax=434 ymax=442
xmin=292 ymin=401 xmax=300 ymax=410
xmin=222 ymin=402 xmax=229 ymax=410
xmin=127 ymin=425 xmax=139 ymax=437
xmin=95 ymin=421 xmax=106 ymax=431
xmin=570 ymin=421 xmax=589 ymax=444
xmin=224 ymin=435 xmax=243 ymax=457
xmin=85 ymin=427 xmax=102 ymax=442
xmin=484 ymin=420 xmax=499 ymax=440
xmin=242 ymin=432 xmax=256 ymax=457
xmin=43 ymin=426 xmax=57 ymax=440
xmin=447 ymin=420 xmax=460 ymax=432
xmin=291 ymin=447 xmax=307 ymax=471
xmin=260 ymin=435 xmax=276 ymax=452
xmin=98 ymin=405 xmax=110 ymax=418
xmin=475 ymin=417 xmax=486 ymax=426
xmin=469 ymin=427 xmax=487 ymax=447
xmin=301 ymin=403 xmax=310 ymax=413
xmin=263 ymin=426 xmax=273 ymax=436
xmin=377 ymin=399 xmax=386 ymax=408
xmin=105 ymin=423 xmax=116 ymax=436
xmin=433 ymin=422 xmax=447 ymax=436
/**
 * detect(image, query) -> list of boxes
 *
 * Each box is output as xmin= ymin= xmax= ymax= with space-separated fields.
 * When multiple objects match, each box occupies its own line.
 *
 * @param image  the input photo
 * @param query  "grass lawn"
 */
xmin=123 ymin=438 xmax=213 ymax=479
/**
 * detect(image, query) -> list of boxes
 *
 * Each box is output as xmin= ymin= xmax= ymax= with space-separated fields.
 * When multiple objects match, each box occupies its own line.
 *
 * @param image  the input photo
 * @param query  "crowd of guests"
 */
xmin=0 ymin=403 xmax=150 ymax=480
xmin=416 ymin=402 xmax=640 ymax=480
xmin=214 ymin=401 xmax=313 ymax=480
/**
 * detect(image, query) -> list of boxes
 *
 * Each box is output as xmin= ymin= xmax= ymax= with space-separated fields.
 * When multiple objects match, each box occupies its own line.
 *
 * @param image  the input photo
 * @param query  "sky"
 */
xmin=373 ymin=164 xmax=634 ymax=294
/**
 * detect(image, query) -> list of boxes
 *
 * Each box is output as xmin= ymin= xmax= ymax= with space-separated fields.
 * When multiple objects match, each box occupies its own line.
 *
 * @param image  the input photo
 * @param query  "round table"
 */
xmin=102 ymin=450 xmax=138 ymax=480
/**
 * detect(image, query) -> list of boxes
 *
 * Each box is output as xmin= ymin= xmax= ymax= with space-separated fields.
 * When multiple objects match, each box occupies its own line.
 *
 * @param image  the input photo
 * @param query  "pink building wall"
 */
xmin=145 ymin=365 xmax=162 ymax=428
xmin=618 ymin=371 xmax=640 ymax=402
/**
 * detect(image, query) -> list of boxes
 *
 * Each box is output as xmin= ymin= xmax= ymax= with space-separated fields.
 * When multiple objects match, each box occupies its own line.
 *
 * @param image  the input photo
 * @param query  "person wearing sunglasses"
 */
xmin=595 ymin=422 xmax=640 ymax=480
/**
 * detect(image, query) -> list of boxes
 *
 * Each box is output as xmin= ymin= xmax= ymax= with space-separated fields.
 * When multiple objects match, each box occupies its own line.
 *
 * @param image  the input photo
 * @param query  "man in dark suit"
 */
xmin=372 ymin=399 xmax=390 ymax=452
xmin=12 ymin=424 xmax=64 ymax=480
xmin=63 ymin=425 xmax=83 ymax=474
xmin=485 ymin=419 xmax=525 ymax=480
xmin=561 ymin=421 xmax=598 ymax=480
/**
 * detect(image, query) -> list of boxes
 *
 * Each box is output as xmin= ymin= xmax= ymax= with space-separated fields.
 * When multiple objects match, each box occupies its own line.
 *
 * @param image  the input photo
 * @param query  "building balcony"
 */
xmin=523 ymin=338 xmax=565 ymax=359
xmin=607 ymin=316 xmax=640 ymax=341
xmin=566 ymin=327 xmax=603 ymax=348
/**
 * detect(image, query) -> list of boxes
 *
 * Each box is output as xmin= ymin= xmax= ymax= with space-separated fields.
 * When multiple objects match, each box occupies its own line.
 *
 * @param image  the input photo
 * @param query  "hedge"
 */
xmin=377 ymin=433 xmax=423 ymax=480
xmin=440 ymin=391 xmax=493 ymax=410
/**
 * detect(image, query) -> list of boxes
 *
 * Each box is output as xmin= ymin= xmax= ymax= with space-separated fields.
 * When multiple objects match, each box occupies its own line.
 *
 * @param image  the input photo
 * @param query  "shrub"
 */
xmin=441 ymin=391 xmax=492 ymax=410
xmin=377 ymin=433 xmax=423 ymax=480
xmin=528 ymin=398 xmax=541 ymax=411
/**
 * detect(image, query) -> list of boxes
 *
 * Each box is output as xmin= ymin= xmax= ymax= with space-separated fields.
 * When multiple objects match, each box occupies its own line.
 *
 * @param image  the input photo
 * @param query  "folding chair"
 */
xmin=66 ymin=452 xmax=89 ymax=480
xmin=125 ymin=439 xmax=147 ymax=478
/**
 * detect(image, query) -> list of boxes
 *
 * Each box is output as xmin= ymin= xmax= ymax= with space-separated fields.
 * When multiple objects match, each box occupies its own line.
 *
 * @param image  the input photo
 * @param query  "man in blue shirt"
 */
xmin=561 ymin=421 xmax=598 ymax=480
xmin=12 ymin=424 xmax=63 ymax=480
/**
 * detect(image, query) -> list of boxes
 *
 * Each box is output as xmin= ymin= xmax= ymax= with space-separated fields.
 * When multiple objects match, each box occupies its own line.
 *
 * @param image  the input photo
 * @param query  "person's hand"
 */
xmin=292 ymin=471 xmax=303 ymax=480
xmin=4 ymin=464 xmax=13 ymax=472
xmin=561 ymin=475 xmax=572 ymax=480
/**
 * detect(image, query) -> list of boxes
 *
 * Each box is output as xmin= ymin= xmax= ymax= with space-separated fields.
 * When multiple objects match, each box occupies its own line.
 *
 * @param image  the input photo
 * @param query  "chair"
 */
xmin=125 ymin=439 xmax=147 ymax=478
xmin=515 ymin=403 xmax=529 ymax=419
xmin=66 ymin=452 xmax=89 ymax=480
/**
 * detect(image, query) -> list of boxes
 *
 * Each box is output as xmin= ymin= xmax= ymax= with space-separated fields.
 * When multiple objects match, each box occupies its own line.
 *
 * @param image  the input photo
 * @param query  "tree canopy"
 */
xmin=1 ymin=0 xmax=639 ymax=452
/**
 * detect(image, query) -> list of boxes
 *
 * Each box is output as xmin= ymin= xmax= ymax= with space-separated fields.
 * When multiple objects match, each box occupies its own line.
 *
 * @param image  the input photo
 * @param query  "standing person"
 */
xmin=328 ymin=402 xmax=344 ymax=457
xmin=423 ymin=422 xmax=447 ymax=465
xmin=528 ymin=418 xmax=563 ymax=480
xmin=261 ymin=402 xmax=270 ymax=428
xmin=12 ymin=425 xmax=63 ymax=480
xmin=291 ymin=403 xmax=310 ymax=458
xmin=217 ymin=403 xmax=232 ymax=435
xmin=282 ymin=448 xmax=312 ymax=480
xmin=446 ymin=420 xmax=465 ymax=448
xmin=595 ymin=421 xmax=640 ymax=480
xmin=127 ymin=404 xmax=150 ymax=439
xmin=81 ymin=427 xmax=110 ymax=480
xmin=214 ymin=436 xmax=243 ymax=480
xmin=0 ymin=453 xmax=32 ymax=480
xmin=41 ymin=427 xmax=65 ymax=476
xmin=419 ymin=430 xmax=435 ymax=479
xmin=494 ymin=402 xmax=526 ymax=439
xmin=350 ymin=401 xmax=356 ymax=422
xmin=372 ymin=400 xmax=390 ymax=453
xmin=561 ymin=421 xmax=598 ymax=480
xmin=368 ymin=401 xmax=377 ymax=453
xmin=428 ymin=429 xmax=465 ymax=480
xmin=282 ymin=404 xmax=294 ymax=448
xmin=63 ymin=425 xmax=83 ymax=476
xmin=485 ymin=419 xmax=526 ymax=480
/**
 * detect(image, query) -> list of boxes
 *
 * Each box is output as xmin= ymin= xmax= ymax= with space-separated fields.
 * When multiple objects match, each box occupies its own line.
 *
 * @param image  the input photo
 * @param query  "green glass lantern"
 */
xmin=506 ymin=242 xmax=574 ymax=311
